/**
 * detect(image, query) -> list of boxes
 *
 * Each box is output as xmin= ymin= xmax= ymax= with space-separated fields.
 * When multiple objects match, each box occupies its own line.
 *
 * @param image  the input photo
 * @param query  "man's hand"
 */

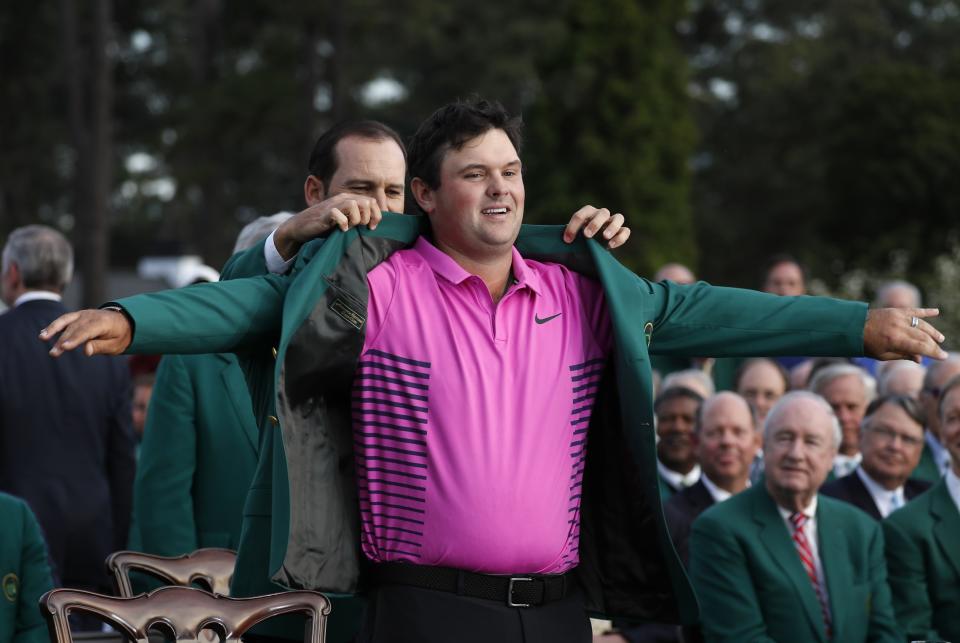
xmin=273 ymin=193 xmax=382 ymax=260
xmin=863 ymin=307 xmax=948 ymax=362
xmin=39 ymin=309 xmax=133 ymax=357
xmin=563 ymin=205 xmax=630 ymax=249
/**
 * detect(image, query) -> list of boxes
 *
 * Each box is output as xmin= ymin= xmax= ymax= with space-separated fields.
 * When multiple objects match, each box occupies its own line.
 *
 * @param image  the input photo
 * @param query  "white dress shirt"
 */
xmin=854 ymin=465 xmax=905 ymax=518
xmin=657 ymin=460 xmax=700 ymax=491
xmin=832 ymin=451 xmax=862 ymax=478
xmin=264 ymin=231 xmax=295 ymax=274
xmin=700 ymin=473 xmax=747 ymax=503
xmin=14 ymin=291 xmax=61 ymax=306
xmin=926 ymin=430 xmax=951 ymax=475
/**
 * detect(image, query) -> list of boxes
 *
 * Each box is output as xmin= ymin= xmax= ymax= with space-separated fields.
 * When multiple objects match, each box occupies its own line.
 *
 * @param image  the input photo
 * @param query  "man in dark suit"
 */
xmin=822 ymin=394 xmax=930 ymax=520
xmin=0 ymin=225 xmax=135 ymax=611
xmin=884 ymin=374 xmax=960 ymax=642
xmin=690 ymin=391 xmax=902 ymax=642
xmin=653 ymin=386 xmax=704 ymax=502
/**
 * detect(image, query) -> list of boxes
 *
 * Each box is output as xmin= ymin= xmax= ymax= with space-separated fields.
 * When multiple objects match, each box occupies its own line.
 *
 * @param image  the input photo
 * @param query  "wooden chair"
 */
xmin=40 ymin=586 xmax=330 ymax=643
xmin=105 ymin=549 xmax=237 ymax=598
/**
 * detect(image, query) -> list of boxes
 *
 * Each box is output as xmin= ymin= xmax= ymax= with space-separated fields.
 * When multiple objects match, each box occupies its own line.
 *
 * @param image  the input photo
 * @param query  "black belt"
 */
xmin=369 ymin=562 xmax=576 ymax=607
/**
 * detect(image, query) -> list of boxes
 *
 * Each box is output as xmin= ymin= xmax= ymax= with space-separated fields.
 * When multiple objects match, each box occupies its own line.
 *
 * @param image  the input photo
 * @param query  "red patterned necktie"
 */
xmin=789 ymin=511 xmax=833 ymax=639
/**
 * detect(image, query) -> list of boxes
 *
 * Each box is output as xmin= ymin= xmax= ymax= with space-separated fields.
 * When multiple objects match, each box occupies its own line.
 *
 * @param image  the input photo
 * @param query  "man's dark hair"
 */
xmin=863 ymin=393 xmax=925 ymax=428
xmin=762 ymin=253 xmax=808 ymax=285
xmin=306 ymin=120 xmax=406 ymax=188
xmin=734 ymin=358 xmax=790 ymax=393
xmin=653 ymin=385 xmax=704 ymax=415
xmin=407 ymin=97 xmax=523 ymax=190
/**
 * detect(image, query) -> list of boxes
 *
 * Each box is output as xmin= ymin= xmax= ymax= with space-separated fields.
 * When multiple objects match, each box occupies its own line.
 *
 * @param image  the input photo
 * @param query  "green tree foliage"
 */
xmin=524 ymin=0 xmax=697 ymax=275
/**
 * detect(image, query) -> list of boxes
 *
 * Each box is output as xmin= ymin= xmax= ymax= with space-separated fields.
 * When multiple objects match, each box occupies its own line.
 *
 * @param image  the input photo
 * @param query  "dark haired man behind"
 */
xmin=43 ymin=99 xmax=946 ymax=643
xmin=653 ymin=387 xmax=704 ymax=501
xmin=821 ymin=395 xmax=930 ymax=520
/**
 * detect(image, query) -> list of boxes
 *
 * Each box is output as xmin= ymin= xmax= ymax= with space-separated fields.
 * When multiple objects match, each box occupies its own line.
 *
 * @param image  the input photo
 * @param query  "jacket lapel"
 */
xmin=219 ymin=354 xmax=259 ymax=453
xmin=816 ymin=499 xmax=848 ymax=641
xmin=931 ymin=482 xmax=960 ymax=580
xmin=754 ymin=488 xmax=827 ymax=642
xmin=847 ymin=473 xmax=882 ymax=521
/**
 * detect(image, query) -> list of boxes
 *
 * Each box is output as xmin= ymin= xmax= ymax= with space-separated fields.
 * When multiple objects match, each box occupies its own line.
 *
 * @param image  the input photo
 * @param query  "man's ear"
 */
xmin=410 ymin=177 xmax=435 ymax=214
xmin=304 ymin=175 xmax=326 ymax=206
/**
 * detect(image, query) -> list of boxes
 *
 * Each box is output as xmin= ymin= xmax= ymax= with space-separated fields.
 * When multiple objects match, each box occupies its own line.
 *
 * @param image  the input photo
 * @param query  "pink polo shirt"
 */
xmin=351 ymin=237 xmax=611 ymax=574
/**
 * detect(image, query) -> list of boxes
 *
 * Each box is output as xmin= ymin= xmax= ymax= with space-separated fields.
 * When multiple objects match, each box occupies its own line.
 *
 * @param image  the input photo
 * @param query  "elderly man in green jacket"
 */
xmin=42 ymin=98 xmax=946 ymax=642
xmin=884 ymin=373 xmax=960 ymax=642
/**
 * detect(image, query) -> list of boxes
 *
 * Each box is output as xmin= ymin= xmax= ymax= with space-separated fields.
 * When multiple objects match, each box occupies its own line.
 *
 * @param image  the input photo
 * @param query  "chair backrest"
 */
xmin=106 ymin=549 xmax=237 ymax=597
xmin=40 ymin=586 xmax=330 ymax=643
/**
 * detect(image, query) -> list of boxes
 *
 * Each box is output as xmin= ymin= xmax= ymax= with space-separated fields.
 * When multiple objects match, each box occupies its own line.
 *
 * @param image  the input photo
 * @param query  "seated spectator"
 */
xmin=0 ymin=491 xmax=54 ymax=643
xmin=665 ymin=392 xmax=757 ymax=566
xmin=883 ymin=374 xmax=960 ymax=642
xmin=654 ymin=387 xmax=704 ymax=501
xmin=875 ymin=280 xmax=922 ymax=309
xmin=735 ymin=358 xmax=788 ymax=425
xmin=876 ymin=361 xmax=925 ymax=398
xmin=913 ymin=354 xmax=960 ymax=483
xmin=821 ymin=395 xmax=930 ymax=519
xmin=808 ymin=363 xmax=876 ymax=478
xmin=763 ymin=254 xmax=806 ymax=297
xmin=131 ymin=372 xmax=155 ymax=446
xmin=689 ymin=392 xmax=901 ymax=642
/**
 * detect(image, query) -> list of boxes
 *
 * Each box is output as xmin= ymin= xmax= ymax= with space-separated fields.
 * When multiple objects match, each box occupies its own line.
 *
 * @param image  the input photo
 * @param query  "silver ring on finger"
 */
xmin=910 ymin=316 xmax=919 ymax=328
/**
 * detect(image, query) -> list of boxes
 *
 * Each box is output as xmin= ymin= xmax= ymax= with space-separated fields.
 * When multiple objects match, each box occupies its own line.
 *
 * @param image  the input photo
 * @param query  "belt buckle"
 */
xmin=507 ymin=576 xmax=534 ymax=608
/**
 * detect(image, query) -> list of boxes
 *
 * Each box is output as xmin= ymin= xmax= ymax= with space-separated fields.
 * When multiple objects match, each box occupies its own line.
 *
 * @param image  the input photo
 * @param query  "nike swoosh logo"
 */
xmin=535 ymin=313 xmax=562 ymax=325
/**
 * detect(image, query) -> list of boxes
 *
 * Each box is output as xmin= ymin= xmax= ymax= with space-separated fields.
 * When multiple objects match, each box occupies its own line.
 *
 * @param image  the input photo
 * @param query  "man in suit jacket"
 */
xmin=912 ymin=354 xmax=960 ymax=483
xmin=653 ymin=387 xmax=703 ymax=502
xmin=690 ymin=391 xmax=902 ymax=642
xmin=0 ymin=226 xmax=135 ymax=608
xmin=808 ymin=363 xmax=876 ymax=479
xmin=0 ymin=492 xmax=54 ymax=643
xmin=43 ymin=101 xmax=945 ymax=641
xmin=883 ymin=374 xmax=960 ymax=642
xmin=822 ymin=394 xmax=930 ymax=519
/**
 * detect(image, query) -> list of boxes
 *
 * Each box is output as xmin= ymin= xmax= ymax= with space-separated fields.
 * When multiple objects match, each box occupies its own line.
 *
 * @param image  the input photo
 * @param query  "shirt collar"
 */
xmin=14 ymin=291 xmax=62 ymax=307
xmin=776 ymin=495 xmax=818 ymax=522
xmin=700 ymin=473 xmax=747 ymax=503
xmin=657 ymin=460 xmax=701 ymax=490
xmin=412 ymin=237 xmax=542 ymax=296
xmin=855 ymin=465 xmax=904 ymax=516
xmin=946 ymin=467 xmax=960 ymax=515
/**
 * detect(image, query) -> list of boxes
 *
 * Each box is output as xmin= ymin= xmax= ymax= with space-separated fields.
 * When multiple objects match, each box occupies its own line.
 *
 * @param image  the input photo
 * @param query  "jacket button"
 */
xmin=271 ymin=347 xmax=278 ymax=360
xmin=268 ymin=415 xmax=279 ymax=427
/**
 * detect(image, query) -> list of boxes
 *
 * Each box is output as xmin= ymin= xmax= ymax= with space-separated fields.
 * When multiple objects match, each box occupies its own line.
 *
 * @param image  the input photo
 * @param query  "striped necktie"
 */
xmin=789 ymin=512 xmax=833 ymax=639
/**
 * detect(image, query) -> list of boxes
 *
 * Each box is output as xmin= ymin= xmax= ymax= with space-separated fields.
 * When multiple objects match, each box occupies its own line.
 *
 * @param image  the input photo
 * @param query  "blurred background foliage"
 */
xmin=1 ymin=0 xmax=958 ymax=341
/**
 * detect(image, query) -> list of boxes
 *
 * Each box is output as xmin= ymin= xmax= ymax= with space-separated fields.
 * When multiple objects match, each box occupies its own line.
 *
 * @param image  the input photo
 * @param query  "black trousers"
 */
xmin=357 ymin=584 xmax=592 ymax=643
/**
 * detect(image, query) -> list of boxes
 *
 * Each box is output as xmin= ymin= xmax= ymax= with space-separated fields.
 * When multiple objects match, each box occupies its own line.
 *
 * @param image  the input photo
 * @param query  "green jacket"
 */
xmin=116 ymin=213 xmax=867 ymax=625
xmin=689 ymin=485 xmax=901 ymax=643
xmin=910 ymin=441 xmax=943 ymax=485
xmin=133 ymin=353 xmax=259 ymax=556
xmin=883 ymin=477 xmax=960 ymax=642
xmin=0 ymin=492 xmax=54 ymax=643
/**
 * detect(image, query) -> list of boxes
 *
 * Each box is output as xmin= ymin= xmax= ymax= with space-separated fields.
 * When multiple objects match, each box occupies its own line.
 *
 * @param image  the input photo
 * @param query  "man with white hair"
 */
xmin=875 ymin=280 xmax=922 ymax=309
xmin=690 ymin=392 xmax=901 ymax=642
xmin=877 ymin=361 xmax=925 ymax=398
xmin=808 ymin=363 xmax=876 ymax=478
xmin=0 ymin=225 xmax=135 ymax=625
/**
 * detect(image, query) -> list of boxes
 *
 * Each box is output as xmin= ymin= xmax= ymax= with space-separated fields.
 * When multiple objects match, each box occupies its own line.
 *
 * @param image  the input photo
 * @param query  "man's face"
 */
xmin=940 ymin=387 xmax=960 ymax=474
xmin=737 ymin=361 xmax=786 ymax=424
xmin=656 ymin=396 xmax=700 ymax=471
xmin=859 ymin=402 xmax=925 ymax=489
xmin=763 ymin=261 xmax=805 ymax=296
xmin=416 ymin=128 xmax=524 ymax=261
xmin=920 ymin=359 xmax=960 ymax=438
xmin=695 ymin=396 xmax=757 ymax=490
xmin=320 ymin=136 xmax=407 ymax=212
xmin=820 ymin=374 xmax=868 ymax=453
xmin=764 ymin=399 xmax=836 ymax=498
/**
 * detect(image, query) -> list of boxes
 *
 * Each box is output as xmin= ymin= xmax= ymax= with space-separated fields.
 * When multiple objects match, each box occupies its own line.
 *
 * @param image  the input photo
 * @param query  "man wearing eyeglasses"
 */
xmin=821 ymin=394 xmax=931 ymax=520
xmin=913 ymin=354 xmax=960 ymax=483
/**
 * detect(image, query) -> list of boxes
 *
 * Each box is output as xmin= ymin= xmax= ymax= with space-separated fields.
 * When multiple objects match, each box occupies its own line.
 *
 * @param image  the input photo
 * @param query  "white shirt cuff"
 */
xmin=264 ymin=230 xmax=295 ymax=274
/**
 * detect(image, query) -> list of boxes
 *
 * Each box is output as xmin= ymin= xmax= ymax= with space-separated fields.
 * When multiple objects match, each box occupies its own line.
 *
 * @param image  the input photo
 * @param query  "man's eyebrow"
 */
xmin=456 ymin=159 xmax=522 ymax=172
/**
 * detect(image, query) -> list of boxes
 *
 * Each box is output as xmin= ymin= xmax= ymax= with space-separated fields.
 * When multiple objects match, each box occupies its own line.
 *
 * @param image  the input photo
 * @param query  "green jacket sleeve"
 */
xmin=117 ymin=274 xmax=289 ymax=355
xmin=134 ymin=355 xmax=200 ymax=556
xmin=13 ymin=501 xmax=53 ymax=643
xmin=220 ymin=240 xmax=269 ymax=280
xmin=883 ymin=517 xmax=941 ymax=641
xmin=648 ymin=281 xmax=867 ymax=359
xmin=689 ymin=513 xmax=777 ymax=643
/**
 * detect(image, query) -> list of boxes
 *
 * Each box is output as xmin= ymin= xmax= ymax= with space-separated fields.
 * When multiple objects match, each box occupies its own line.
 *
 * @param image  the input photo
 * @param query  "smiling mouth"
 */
xmin=481 ymin=207 xmax=509 ymax=215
